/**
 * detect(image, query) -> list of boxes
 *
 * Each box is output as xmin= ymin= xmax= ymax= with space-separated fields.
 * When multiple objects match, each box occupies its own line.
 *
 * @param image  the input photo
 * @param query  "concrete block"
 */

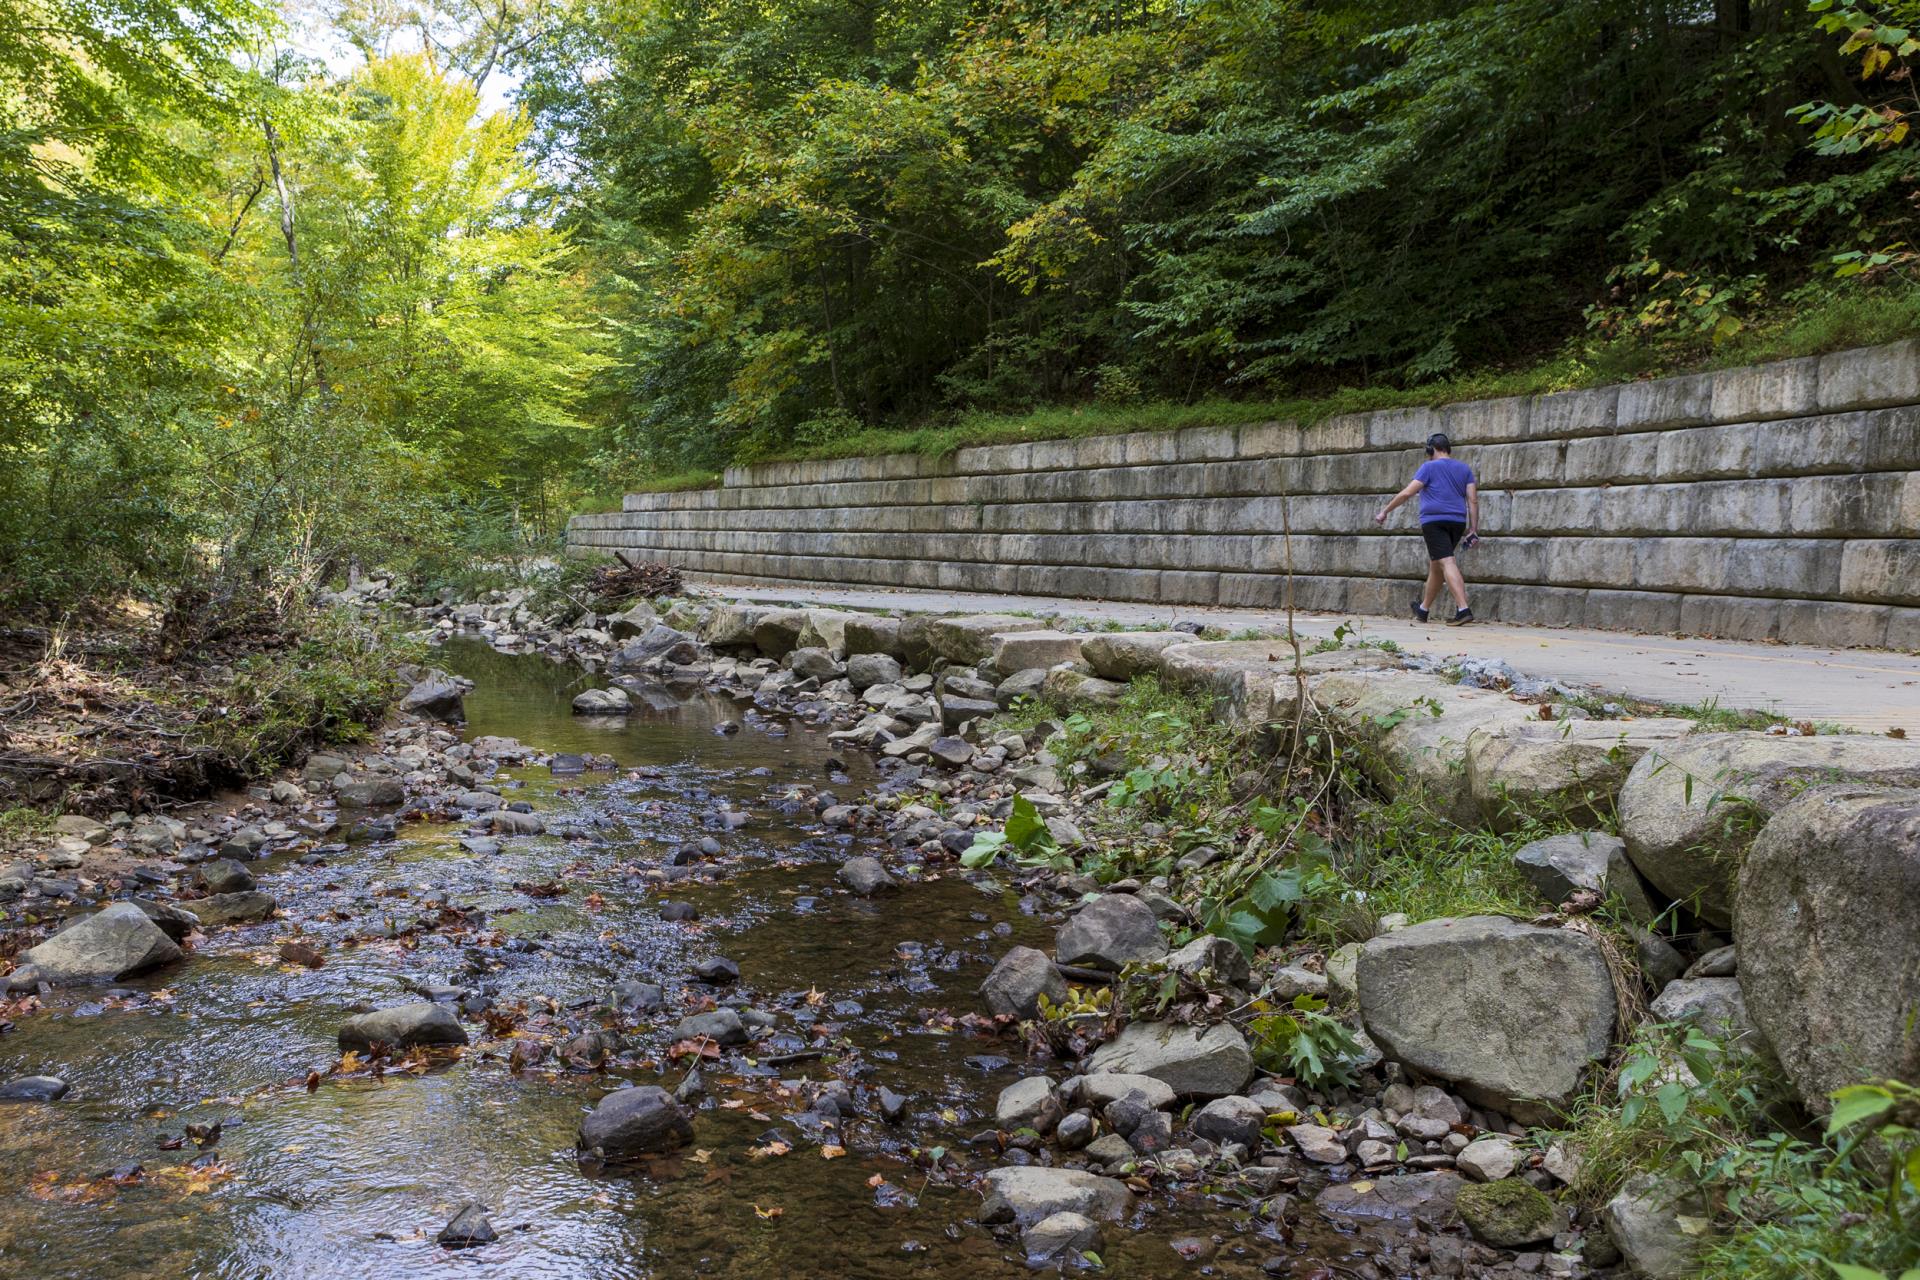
xmin=991 ymin=630 xmax=1085 ymax=670
xmin=1840 ymin=540 xmax=1920 ymax=605
xmin=1235 ymin=420 xmax=1302 ymax=458
xmin=1616 ymin=373 xmax=1714 ymax=430
xmin=1778 ymin=599 xmax=1891 ymax=648
xmin=1816 ymin=339 xmax=1920 ymax=411
xmin=1365 ymin=405 xmax=1441 ymax=450
xmin=1177 ymin=425 xmax=1241 ymax=462
xmin=1563 ymin=431 xmax=1661 ymax=486
xmin=1442 ymin=395 xmax=1530 ymax=445
xmin=1884 ymin=607 xmax=1920 ymax=653
xmin=1529 ymin=385 xmax=1619 ymax=439
xmin=1711 ymin=355 xmax=1818 ymax=423
xmin=1678 ymin=594 xmax=1780 ymax=642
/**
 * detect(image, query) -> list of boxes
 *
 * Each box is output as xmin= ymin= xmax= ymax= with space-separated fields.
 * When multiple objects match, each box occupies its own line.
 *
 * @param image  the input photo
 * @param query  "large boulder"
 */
xmin=1083 ymin=1021 xmax=1253 ymax=1098
xmin=1649 ymin=978 xmax=1770 ymax=1059
xmin=1038 ymin=668 xmax=1126 ymax=711
xmin=1082 ymin=632 xmax=1193 ymax=681
xmin=1311 ymin=671 xmax=1539 ymax=827
xmin=572 ymin=687 xmax=631 ymax=715
xmin=843 ymin=615 xmax=904 ymax=657
xmin=750 ymin=609 xmax=812 ymax=657
xmin=1357 ymin=916 xmax=1616 ymax=1124
xmin=1465 ymin=719 xmax=1693 ymax=832
xmin=1055 ymin=895 xmax=1166 ymax=971
xmin=981 ymin=1166 xmax=1131 ymax=1228
xmin=1736 ymin=786 xmax=1920 ymax=1110
xmin=927 ymin=615 xmax=1047 ymax=665
xmin=991 ymin=630 xmax=1084 ymax=671
xmin=336 ymin=777 xmax=405 ymax=807
xmin=1602 ymin=1175 xmax=1712 ymax=1279
xmin=846 ymin=652 xmax=902 ymax=691
xmin=8 ymin=902 xmax=183 ymax=988
xmin=1618 ymin=733 xmax=1920 ymax=927
xmin=699 ymin=605 xmax=765 ymax=650
xmin=981 ymin=946 xmax=1068 ymax=1019
xmin=1511 ymin=831 xmax=1658 ymax=922
xmin=796 ymin=610 xmax=850 ymax=654
xmin=613 ymin=624 xmax=699 ymax=668
xmin=183 ymin=891 xmax=277 ymax=927
xmin=338 ymin=1002 xmax=468 ymax=1051
xmin=399 ymin=675 xmax=466 ymax=723
xmin=577 ymin=1085 xmax=695 ymax=1161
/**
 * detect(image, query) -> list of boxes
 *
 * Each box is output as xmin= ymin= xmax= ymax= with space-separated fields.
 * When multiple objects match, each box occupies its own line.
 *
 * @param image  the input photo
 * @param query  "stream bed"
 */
xmin=0 ymin=643 xmax=1390 ymax=1279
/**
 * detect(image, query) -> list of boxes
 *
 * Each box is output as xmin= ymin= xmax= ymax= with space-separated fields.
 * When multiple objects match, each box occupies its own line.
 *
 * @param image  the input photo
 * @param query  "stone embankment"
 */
xmin=570 ymin=340 xmax=1920 ymax=649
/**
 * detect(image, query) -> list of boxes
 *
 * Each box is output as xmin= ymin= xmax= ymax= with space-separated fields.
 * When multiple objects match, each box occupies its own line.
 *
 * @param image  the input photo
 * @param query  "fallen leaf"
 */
xmin=752 ymin=1203 xmax=782 ymax=1220
xmin=820 ymin=1145 xmax=846 ymax=1159
xmin=748 ymin=1141 xmax=791 ymax=1159
xmin=867 ymin=1173 xmax=886 ymax=1188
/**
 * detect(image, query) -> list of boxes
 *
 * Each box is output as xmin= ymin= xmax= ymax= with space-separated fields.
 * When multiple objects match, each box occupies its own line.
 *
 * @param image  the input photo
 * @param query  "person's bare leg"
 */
xmin=1420 ymin=562 xmax=1445 ymax=613
xmin=1439 ymin=557 xmax=1470 ymax=612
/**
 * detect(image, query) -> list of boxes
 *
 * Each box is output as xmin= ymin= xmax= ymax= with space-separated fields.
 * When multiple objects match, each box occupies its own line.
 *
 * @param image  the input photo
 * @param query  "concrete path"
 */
xmin=692 ymin=581 xmax=1920 ymax=734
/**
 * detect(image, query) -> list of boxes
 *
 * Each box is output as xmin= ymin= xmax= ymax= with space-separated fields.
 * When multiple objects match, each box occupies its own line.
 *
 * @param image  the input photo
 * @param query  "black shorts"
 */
xmin=1421 ymin=521 xmax=1467 ymax=561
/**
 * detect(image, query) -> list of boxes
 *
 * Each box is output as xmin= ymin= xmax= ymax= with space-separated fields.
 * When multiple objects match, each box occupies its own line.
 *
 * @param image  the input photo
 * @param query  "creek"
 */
xmin=0 ymin=642 xmax=1394 ymax=1279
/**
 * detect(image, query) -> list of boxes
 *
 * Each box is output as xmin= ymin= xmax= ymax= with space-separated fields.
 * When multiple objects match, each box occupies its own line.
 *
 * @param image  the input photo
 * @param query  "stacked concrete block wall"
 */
xmin=569 ymin=341 xmax=1920 ymax=648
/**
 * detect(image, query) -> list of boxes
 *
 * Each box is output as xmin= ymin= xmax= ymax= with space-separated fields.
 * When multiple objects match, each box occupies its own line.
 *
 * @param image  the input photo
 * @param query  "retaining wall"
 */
xmin=569 ymin=341 xmax=1920 ymax=649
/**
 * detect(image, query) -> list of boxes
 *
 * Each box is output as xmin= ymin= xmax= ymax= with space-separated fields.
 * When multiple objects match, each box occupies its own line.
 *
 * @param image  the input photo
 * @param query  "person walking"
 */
xmin=1372 ymin=432 xmax=1478 ymax=625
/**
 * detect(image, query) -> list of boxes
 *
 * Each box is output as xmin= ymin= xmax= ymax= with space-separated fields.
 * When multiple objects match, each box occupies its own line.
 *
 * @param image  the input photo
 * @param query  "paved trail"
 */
xmin=694 ymin=581 xmax=1920 ymax=735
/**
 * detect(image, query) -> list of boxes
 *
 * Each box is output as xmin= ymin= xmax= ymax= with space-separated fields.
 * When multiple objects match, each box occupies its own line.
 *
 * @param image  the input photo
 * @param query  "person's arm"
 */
xmin=1373 ymin=479 xmax=1423 ymax=525
xmin=1466 ymin=482 xmax=1479 ymax=536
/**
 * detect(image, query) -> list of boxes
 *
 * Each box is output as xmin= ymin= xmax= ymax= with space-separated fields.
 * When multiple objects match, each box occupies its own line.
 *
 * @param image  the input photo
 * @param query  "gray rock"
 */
xmin=1357 ymin=916 xmax=1615 ymax=1124
xmin=611 ymin=980 xmax=663 ymax=1012
xmin=1456 ymin=1179 xmax=1560 ymax=1247
xmin=0 ymin=1075 xmax=69 ymax=1101
xmin=1633 ymin=927 xmax=1687 ymax=989
xmin=929 ymin=736 xmax=974 ymax=768
xmin=837 ymin=856 xmax=896 ymax=896
xmin=1081 ymin=632 xmax=1193 ymax=681
xmin=437 ymin=1202 xmax=497 ymax=1247
xmin=578 ymin=1085 xmax=695 ymax=1161
xmin=183 ymin=891 xmax=277 ymax=927
xmin=789 ymin=647 xmax=845 ymax=680
xmin=1736 ymin=785 xmax=1920 ymax=1109
xmin=1165 ymin=934 xmax=1252 ymax=991
xmin=1513 ymin=831 xmax=1657 ymax=921
xmin=995 ymin=668 xmax=1050 ymax=708
xmin=1083 ymin=1132 xmax=1136 ymax=1166
xmin=938 ymin=695 xmax=998 ymax=730
xmin=982 ymin=1166 xmax=1131 ymax=1228
xmin=1619 ymin=733 xmax=1920 ymax=927
xmin=1684 ymin=944 xmax=1737 ymax=978
xmin=1287 ymin=1122 xmax=1348 ymax=1163
xmin=336 ymin=777 xmax=405 ymax=807
xmin=843 ymin=616 xmax=903 ymax=658
xmin=1267 ymin=963 xmax=1329 ymax=1002
xmin=1649 ymin=978 xmax=1768 ymax=1057
xmin=1084 ymin=1021 xmax=1253 ymax=1098
xmin=1602 ymin=1174 xmax=1712 ymax=1279
xmin=995 ymin=1076 xmax=1056 ymax=1130
xmin=846 ymin=652 xmax=902 ymax=690
xmin=1456 ymin=1135 xmax=1522 ymax=1181
xmin=1081 ymin=1072 xmax=1176 ymax=1110
xmin=613 ymin=624 xmax=699 ymax=668
xmin=1039 ymin=668 xmax=1126 ymax=710
xmin=196 ymin=858 xmax=256 ymax=895
xmin=674 ymin=1009 xmax=748 ymax=1047
xmin=1315 ymin=1172 xmax=1468 ymax=1226
xmin=1191 ymin=1095 xmax=1264 ymax=1150
xmin=571 ymin=687 xmax=631 ymax=715
xmin=1022 ymin=1210 xmax=1101 ymax=1262
xmin=10 ymin=902 xmax=182 ymax=988
xmin=1055 ymin=894 xmax=1166 ymax=971
xmin=338 ymin=1002 xmax=468 ymax=1051
xmin=927 ymin=615 xmax=1047 ymax=665
xmin=401 ymin=677 xmax=466 ymax=723
xmin=981 ymin=946 xmax=1067 ymax=1019
xmin=132 ymin=896 xmax=201 ymax=942
xmin=489 ymin=810 xmax=545 ymax=836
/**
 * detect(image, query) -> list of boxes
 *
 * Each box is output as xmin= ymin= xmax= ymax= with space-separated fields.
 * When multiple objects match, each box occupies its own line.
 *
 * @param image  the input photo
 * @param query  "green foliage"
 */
xmin=1247 ymin=993 xmax=1366 ymax=1090
xmin=1552 ymin=1024 xmax=1920 ymax=1280
xmin=961 ymin=794 xmax=1065 ymax=869
xmin=520 ymin=0 xmax=1920 ymax=471
xmin=190 ymin=610 xmax=419 ymax=773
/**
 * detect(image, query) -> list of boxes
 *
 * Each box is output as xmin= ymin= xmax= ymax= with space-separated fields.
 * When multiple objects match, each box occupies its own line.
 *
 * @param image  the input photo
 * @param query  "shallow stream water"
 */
xmin=0 ymin=644 xmax=1383 ymax=1279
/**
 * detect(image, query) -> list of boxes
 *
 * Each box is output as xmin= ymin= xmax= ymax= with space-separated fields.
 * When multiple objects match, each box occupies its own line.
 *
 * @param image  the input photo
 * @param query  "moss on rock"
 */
xmin=1456 ymin=1178 xmax=1559 ymax=1248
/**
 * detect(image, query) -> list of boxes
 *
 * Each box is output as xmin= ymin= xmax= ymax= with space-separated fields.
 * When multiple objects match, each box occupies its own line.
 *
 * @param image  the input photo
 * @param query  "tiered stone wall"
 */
xmin=569 ymin=342 xmax=1920 ymax=648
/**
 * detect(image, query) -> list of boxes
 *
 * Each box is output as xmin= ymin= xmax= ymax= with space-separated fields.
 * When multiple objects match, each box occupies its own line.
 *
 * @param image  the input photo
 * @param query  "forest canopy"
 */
xmin=3 ymin=0 xmax=1917 ymax=610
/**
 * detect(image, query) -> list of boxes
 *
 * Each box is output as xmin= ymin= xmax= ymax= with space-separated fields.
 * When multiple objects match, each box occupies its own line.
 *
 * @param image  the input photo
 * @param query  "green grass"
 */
xmin=599 ymin=283 xmax=1920 ymax=501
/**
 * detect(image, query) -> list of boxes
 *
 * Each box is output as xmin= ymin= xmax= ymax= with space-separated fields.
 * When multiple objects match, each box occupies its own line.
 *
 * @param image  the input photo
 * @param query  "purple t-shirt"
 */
xmin=1414 ymin=457 xmax=1475 ymax=524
